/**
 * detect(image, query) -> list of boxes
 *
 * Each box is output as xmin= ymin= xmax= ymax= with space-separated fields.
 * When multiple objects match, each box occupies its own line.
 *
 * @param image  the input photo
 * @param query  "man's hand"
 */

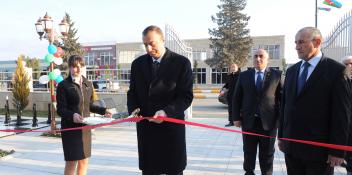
xmin=104 ymin=109 xmax=113 ymax=118
xmin=234 ymin=121 xmax=242 ymax=128
xmin=73 ymin=113 xmax=83 ymax=123
xmin=327 ymin=155 xmax=345 ymax=167
xmin=149 ymin=110 xmax=167 ymax=124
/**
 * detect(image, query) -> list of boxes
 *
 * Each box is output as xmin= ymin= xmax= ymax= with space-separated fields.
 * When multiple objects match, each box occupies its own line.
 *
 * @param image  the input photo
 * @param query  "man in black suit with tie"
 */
xmin=278 ymin=27 xmax=351 ymax=175
xmin=127 ymin=25 xmax=193 ymax=175
xmin=341 ymin=55 xmax=352 ymax=175
xmin=232 ymin=49 xmax=282 ymax=175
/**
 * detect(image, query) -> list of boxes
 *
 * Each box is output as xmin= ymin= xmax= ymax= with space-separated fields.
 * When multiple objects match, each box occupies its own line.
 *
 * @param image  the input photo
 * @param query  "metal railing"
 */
xmin=165 ymin=24 xmax=193 ymax=63
xmin=0 ymin=69 xmax=131 ymax=92
xmin=322 ymin=10 xmax=352 ymax=62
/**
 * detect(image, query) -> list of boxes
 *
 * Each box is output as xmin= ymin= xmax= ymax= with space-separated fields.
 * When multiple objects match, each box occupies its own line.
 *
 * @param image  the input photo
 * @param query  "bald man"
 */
xmin=232 ymin=49 xmax=282 ymax=175
xmin=278 ymin=27 xmax=351 ymax=175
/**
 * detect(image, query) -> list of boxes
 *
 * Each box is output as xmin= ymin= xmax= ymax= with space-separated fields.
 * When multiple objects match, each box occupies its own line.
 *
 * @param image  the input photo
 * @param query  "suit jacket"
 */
xmin=57 ymin=76 xmax=106 ymax=129
xmin=232 ymin=68 xmax=282 ymax=131
xmin=127 ymin=48 xmax=193 ymax=173
xmin=278 ymin=55 xmax=351 ymax=161
xmin=224 ymin=72 xmax=240 ymax=103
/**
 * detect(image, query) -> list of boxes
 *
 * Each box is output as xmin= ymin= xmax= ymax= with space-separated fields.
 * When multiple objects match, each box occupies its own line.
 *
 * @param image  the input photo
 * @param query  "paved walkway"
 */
xmin=0 ymin=117 xmax=347 ymax=174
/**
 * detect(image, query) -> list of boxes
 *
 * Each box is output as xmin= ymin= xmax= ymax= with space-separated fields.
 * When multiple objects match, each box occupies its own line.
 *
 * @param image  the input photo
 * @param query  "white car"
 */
xmin=97 ymin=80 xmax=119 ymax=92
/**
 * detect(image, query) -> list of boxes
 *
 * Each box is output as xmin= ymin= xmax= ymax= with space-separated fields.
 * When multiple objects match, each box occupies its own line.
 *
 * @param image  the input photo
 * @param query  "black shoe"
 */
xmin=225 ymin=123 xmax=234 ymax=127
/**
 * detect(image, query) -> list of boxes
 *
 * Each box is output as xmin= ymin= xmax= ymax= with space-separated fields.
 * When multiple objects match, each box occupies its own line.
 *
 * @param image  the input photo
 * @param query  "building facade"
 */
xmin=82 ymin=41 xmax=117 ymax=81
xmin=96 ymin=35 xmax=285 ymax=85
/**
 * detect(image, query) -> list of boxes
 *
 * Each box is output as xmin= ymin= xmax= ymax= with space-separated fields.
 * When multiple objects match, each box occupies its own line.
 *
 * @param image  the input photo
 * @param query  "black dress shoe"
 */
xmin=225 ymin=123 xmax=234 ymax=127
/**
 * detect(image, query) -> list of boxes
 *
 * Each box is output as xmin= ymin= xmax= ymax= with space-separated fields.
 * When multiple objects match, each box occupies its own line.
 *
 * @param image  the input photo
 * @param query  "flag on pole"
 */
xmin=318 ymin=7 xmax=331 ymax=11
xmin=323 ymin=0 xmax=342 ymax=8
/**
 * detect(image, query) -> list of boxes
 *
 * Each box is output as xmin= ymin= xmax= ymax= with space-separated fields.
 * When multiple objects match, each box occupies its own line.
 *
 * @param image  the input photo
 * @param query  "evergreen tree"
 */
xmin=208 ymin=0 xmax=252 ymax=68
xmin=12 ymin=56 xmax=30 ymax=111
xmin=55 ymin=13 xmax=85 ymax=76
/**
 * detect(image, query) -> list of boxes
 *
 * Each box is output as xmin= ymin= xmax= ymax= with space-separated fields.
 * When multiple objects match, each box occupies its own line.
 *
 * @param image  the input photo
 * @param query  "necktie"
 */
xmin=152 ymin=61 xmax=160 ymax=79
xmin=297 ymin=61 xmax=310 ymax=95
xmin=256 ymin=71 xmax=263 ymax=92
xmin=255 ymin=71 xmax=263 ymax=117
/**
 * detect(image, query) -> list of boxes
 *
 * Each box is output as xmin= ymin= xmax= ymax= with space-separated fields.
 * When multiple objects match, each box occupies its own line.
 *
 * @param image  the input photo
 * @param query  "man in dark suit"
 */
xmin=127 ymin=25 xmax=193 ymax=175
xmin=224 ymin=63 xmax=240 ymax=127
xmin=278 ymin=27 xmax=351 ymax=175
xmin=341 ymin=55 xmax=352 ymax=175
xmin=232 ymin=49 xmax=282 ymax=175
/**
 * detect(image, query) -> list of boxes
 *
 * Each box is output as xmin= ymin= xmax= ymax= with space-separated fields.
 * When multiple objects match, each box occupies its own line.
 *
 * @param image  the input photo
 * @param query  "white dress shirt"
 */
xmin=299 ymin=51 xmax=322 ymax=81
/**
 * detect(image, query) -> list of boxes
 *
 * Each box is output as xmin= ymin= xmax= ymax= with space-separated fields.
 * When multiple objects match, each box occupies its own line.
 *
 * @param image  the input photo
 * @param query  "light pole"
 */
xmin=315 ymin=0 xmax=318 ymax=28
xmin=35 ymin=12 xmax=69 ymax=133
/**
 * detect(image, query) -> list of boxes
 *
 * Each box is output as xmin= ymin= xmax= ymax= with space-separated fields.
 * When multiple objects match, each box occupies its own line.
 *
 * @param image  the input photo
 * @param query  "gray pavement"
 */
xmin=0 ymin=99 xmax=346 ymax=174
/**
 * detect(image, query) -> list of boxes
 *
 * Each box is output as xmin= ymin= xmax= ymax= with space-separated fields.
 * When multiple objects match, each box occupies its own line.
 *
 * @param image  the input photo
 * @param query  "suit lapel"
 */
xmin=249 ymin=69 xmax=257 ymax=95
xmin=156 ymin=49 xmax=171 ymax=79
xmin=262 ymin=68 xmax=272 ymax=92
xmin=288 ymin=63 xmax=300 ymax=99
xmin=142 ymin=55 xmax=153 ymax=85
xmin=150 ymin=49 xmax=171 ymax=86
xmin=297 ymin=57 xmax=326 ymax=98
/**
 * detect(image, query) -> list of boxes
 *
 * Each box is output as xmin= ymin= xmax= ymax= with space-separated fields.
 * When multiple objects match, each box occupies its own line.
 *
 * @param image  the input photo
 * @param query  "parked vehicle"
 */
xmin=96 ymin=80 xmax=120 ymax=92
xmin=218 ymin=88 xmax=228 ymax=105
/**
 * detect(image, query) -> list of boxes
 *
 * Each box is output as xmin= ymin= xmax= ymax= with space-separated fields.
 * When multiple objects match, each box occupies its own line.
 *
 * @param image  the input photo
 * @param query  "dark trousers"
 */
xmin=228 ymin=99 xmax=233 ymax=123
xmin=242 ymin=118 xmax=276 ymax=175
xmin=142 ymin=171 xmax=183 ymax=175
xmin=347 ymin=156 xmax=352 ymax=172
xmin=285 ymin=154 xmax=333 ymax=175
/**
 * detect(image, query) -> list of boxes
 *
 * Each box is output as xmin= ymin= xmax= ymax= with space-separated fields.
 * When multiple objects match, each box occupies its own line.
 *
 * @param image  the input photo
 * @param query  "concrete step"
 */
xmin=194 ymin=93 xmax=218 ymax=99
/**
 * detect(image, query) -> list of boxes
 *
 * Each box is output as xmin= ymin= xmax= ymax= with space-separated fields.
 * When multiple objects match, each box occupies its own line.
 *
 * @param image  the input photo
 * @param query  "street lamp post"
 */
xmin=35 ymin=12 xmax=69 ymax=133
xmin=315 ymin=0 xmax=318 ymax=28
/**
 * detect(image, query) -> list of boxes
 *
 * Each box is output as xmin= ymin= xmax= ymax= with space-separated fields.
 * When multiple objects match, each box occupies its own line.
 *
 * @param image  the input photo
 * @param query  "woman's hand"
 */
xmin=104 ymin=109 xmax=113 ymax=118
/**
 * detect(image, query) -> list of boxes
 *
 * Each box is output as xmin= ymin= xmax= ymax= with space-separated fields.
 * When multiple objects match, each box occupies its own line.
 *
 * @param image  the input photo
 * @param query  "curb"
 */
xmin=193 ymin=89 xmax=220 ymax=93
xmin=194 ymin=94 xmax=218 ymax=99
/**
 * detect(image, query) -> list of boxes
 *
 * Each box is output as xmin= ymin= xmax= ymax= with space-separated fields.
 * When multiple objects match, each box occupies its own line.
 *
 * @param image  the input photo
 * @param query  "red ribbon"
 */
xmin=2 ymin=116 xmax=352 ymax=152
xmin=157 ymin=117 xmax=352 ymax=152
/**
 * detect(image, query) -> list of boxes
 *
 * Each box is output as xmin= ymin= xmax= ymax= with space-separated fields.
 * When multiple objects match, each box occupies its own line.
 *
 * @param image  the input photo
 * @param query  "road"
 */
xmin=192 ymin=98 xmax=228 ymax=118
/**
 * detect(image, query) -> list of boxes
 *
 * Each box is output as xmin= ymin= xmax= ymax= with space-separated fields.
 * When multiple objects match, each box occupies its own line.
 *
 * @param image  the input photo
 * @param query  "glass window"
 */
xmin=192 ymin=51 xmax=207 ymax=60
xmin=251 ymin=45 xmax=280 ymax=59
xmin=193 ymin=68 xmax=206 ymax=84
xmin=211 ymin=68 xmax=227 ymax=84
xmin=119 ymin=69 xmax=131 ymax=84
xmin=100 ymin=52 xmax=113 ymax=65
xmin=118 ymin=51 xmax=140 ymax=64
xmin=84 ymin=52 xmax=95 ymax=66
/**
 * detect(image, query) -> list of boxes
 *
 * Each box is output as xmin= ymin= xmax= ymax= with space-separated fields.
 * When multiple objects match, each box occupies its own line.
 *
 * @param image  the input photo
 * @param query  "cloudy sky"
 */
xmin=0 ymin=0 xmax=351 ymax=63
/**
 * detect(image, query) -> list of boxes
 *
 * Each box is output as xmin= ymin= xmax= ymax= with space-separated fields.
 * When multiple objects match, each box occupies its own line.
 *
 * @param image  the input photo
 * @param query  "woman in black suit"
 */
xmin=57 ymin=55 xmax=112 ymax=175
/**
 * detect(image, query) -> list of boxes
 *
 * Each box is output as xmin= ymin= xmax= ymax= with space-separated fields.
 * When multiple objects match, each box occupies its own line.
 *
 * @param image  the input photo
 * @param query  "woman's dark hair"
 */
xmin=68 ymin=55 xmax=85 ymax=68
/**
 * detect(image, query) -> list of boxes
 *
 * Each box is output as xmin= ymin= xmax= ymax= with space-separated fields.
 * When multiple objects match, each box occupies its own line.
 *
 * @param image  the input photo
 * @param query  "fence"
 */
xmin=322 ymin=10 xmax=352 ymax=61
xmin=164 ymin=24 xmax=193 ymax=63
xmin=0 ymin=68 xmax=131 ymax=92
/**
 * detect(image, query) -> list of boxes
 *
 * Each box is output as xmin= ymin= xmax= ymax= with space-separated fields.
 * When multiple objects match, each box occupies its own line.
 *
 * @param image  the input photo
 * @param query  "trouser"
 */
xmin=347 ymin=156 xmax=352 ymax=172
xmin=285 ymin=154 xmax=333 ymax=175
xmin=242 ymin=118 xmax=276 ymax=175
xmin=227 ymin=99 xmax=233 ymax=123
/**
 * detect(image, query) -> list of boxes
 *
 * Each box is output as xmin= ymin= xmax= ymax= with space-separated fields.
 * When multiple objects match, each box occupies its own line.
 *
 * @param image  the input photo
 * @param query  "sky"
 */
xmin=0 ymin=0 xmax=351 ymax=63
